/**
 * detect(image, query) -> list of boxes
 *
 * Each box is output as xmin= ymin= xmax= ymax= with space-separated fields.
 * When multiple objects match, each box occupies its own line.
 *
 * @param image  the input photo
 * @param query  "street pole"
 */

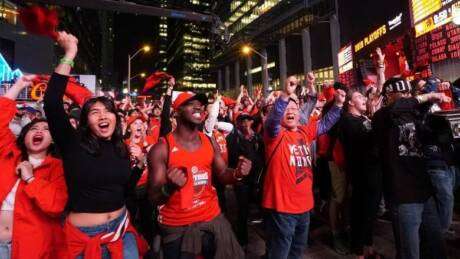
xmin=261 ymin=48 xmax=269 ymax=97
xmin=248 ymin=48 xmax=268 ymax=97
xmin=127 ymin=54 xmax=131 ymax=94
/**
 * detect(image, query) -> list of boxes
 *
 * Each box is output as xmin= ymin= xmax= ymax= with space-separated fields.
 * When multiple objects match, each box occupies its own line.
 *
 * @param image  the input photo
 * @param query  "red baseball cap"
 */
xmin=173 ymin=92 xmax=208 ymax=111
xmin=126 ymin=115 xmax=146 ymax=127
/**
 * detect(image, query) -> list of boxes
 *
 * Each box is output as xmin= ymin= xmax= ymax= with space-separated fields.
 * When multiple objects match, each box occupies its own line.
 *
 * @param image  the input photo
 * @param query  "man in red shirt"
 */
xmin=147 ymin=92 xmax=252 ymax=259
xmin=263 ymin=76 xmax=345 ymax=258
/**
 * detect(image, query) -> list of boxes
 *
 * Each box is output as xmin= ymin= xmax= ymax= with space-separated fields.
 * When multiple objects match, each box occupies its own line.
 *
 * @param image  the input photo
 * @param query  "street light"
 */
xmin=241 ymin=44 xmax=269 ymax=96
xmin=128 ymin=45 xmax=150 ymax=94
xmin=129 ymin=72 xmax=147 ymax=81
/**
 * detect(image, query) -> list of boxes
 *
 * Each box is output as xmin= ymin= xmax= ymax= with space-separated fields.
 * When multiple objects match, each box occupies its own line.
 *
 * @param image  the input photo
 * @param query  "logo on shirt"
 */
xmin=171 ymin=146 xmax=179 ymax=153
xmin=191 ymin=166 xmax=209 ymax=208
xmin=397 ymin=122 xmax=422 ymax=157
xmin=288 ymin=139 xmax=313 ymax=184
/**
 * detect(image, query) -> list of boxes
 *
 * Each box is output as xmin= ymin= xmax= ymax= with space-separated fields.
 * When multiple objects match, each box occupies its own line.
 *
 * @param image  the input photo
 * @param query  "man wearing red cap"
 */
xmin=147 ymin=92 xmax=251 ymax=259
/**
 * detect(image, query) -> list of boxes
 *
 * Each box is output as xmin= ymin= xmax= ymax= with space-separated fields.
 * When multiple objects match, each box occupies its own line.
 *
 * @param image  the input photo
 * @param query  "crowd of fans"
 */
xmin=1 ymin=31 xmax=460 ymax=259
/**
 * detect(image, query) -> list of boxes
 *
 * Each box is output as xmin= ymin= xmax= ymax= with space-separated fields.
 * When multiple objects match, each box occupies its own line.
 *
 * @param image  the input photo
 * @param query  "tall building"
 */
xmin=212 ymin=0 xmax=337 ymax=92
xmin=60 ymin=7 xmax=115 ymax=89
xmin=154 ymin=0 xmax=169 ymax=72
xmin=167 ymin=0 xmax=215 ymax=90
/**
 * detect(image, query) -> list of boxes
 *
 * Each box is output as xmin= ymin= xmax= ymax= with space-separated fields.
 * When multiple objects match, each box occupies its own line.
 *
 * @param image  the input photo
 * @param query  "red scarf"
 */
xmin=64 ymin=212 xmax=148 ymax=259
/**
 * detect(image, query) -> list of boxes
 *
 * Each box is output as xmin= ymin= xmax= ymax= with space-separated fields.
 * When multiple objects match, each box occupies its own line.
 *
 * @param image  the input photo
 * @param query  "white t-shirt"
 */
xmin=0 ymin=157 xmax=43 ymax=211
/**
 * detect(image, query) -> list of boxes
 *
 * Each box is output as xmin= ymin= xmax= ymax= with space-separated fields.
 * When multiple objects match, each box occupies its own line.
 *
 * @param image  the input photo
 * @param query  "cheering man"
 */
xmin=147 ymin=92 xmax=251 ymax=259
xmin=262 ymin=76 xmax=345 ymax=258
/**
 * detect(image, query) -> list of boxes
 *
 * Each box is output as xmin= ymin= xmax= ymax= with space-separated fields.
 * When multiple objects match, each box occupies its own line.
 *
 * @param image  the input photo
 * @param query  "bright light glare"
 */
xmin=241 ymin=45 xmax=251 ymax=55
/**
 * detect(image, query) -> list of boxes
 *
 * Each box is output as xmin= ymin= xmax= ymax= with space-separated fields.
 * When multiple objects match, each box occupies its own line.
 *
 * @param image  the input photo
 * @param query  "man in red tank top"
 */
xmin=147 ymin=92 xmax=251 ymax=259
xmin=263 ymin=76 xmax=345 ymax=258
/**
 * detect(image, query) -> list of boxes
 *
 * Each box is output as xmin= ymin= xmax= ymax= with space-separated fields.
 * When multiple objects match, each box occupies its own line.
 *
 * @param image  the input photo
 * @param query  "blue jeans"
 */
xmin=0 ymin=241 xmax=11 ymax=259
xmin=428 ymin=164 xmax=456 ymax=234
xmin=76 ymin=211 xmax=138 ymax=259
xmin=391 ymin=197 xmax=446 ymax=259
xmin=265 ymin=210 xmax=310 ymax=259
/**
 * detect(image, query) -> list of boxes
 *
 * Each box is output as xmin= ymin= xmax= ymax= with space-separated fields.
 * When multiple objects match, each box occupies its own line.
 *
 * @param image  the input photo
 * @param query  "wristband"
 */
xmin=60 ymin=57 xmax=75 ymax=68
xmin=24 ymin=176 xmax=35 ymax=183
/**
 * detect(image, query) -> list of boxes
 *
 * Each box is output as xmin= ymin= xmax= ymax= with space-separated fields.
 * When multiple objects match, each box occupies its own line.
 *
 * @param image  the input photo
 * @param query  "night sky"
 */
xmin=113 ymin=13 xmax=158 ymax=91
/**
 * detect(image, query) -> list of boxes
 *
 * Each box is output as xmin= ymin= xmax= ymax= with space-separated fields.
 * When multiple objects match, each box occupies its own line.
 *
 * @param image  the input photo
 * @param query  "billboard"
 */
xmin=411 ymin=0 xmax=460 ymax=37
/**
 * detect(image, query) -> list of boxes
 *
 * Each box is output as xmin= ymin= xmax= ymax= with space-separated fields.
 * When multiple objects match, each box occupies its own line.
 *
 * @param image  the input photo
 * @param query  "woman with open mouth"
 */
xmin=44 ymin=31 xmax=147 ymax=258
xmin=0 ymin=75 xmax=68 ymax=259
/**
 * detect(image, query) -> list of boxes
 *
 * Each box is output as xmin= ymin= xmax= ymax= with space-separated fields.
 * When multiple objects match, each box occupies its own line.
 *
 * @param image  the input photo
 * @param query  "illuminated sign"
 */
xmin=414 ymin=1 xmax=459 ymax=37
xmin=338 ymin=44 xmax=353 ymax=73
xmin=411 ymin=0 xmax=443 ymax=24
xmin=388 ymin=13 xmax=403 ymax=30
xmin=453 ymin=1 xmax=460 ymax=24
xmin=0 ymin=53 xmax=23 ymax=82
xmin=415 ymin=22 xmax=460 ymax=66
xmin=354 ymin=25 xmax=387 ymax=53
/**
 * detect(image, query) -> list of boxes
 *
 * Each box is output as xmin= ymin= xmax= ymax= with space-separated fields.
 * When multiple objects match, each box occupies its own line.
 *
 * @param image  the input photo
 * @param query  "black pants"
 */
xmin=234 ymin=183 xmax=250 ymax=246
xmin=162 ymin=231 xmax=216 ymax=259
xmin=315 ymin=157 xmax=332 ymax=201
xmin=350 ymin=167 xmax=382 ymax=255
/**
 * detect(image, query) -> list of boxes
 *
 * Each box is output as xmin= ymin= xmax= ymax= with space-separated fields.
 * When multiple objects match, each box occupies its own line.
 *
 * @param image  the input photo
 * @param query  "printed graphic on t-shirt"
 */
xmin=191 ymin=166 xmax=208 ymax=208
xmin=215 ymin=135 xmax=227 ymax=153
xmin=363 ymin=119 xmax=372 ymax=131
xmin=288 ymin=139 xmax=313 ymax=184
xmin=397 ymin=122 xmax=422 ymax=157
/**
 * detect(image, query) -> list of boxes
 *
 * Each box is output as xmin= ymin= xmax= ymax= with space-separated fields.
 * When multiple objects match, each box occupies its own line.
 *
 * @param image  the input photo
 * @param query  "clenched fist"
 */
xmin=166 ymin=167 xmax=187 ymax=187
xmin=16 ymin=161 xmax=34 ymax=182
xmin=56 ymin=31 xmax=78 ymax=60
xmin=234 ymin=156 xmax=252 ymax=179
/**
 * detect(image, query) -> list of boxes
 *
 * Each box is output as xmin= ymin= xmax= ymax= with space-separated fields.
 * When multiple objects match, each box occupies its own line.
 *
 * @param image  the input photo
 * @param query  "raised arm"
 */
xmin=305 ymin=72 xmax=317 ymax=96
xmin=317 ymin=88 xmax=345 ymax=136
xmin=375 ymin=47 xmax=385 ymax=95
xmin=159 ymin=77 xmax=174 ymax=137
xmin=43 ymin=31 xmax=79 ymax=153
xmin=0 ymin=76 xmax=35 ymax=155
xmin=264 ymin=77 xmax=297 ymax=138
xmin=204 ymin=93 xmax=221 ymax=136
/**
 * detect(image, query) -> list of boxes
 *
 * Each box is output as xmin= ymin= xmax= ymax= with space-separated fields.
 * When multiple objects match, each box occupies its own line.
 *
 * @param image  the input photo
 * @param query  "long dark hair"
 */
xmin=16 ymin=118 xmax=56 ymax=161
xmin=79 ymin=97 xmax=128 ymax=158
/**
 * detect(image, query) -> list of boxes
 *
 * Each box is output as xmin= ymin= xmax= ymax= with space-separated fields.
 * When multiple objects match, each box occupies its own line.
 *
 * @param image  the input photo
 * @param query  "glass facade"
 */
xmin=167 ymin=0 xmax=216 ymax=89
xmin=224 ymin=0 xmax=282 ymax=36
xmin=0 ymin=1 xmax=18 ymax=25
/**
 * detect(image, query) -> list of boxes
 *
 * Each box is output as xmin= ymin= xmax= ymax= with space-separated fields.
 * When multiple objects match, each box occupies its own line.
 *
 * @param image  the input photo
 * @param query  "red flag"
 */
xmin=19 ymin=6 xmax=59 ymax=40
xmin=222 ymin=96 xmax=236 ymax=107
xmin=142 ymin=71 xmax=171 ymax=93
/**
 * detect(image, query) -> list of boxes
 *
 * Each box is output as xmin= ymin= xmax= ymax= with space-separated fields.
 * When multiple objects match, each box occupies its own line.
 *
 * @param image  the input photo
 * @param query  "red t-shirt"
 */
xmin=158 ymin=132 xmax=221 ymax=226
xmin=262 ymin=121 xmax=318 ymax=213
